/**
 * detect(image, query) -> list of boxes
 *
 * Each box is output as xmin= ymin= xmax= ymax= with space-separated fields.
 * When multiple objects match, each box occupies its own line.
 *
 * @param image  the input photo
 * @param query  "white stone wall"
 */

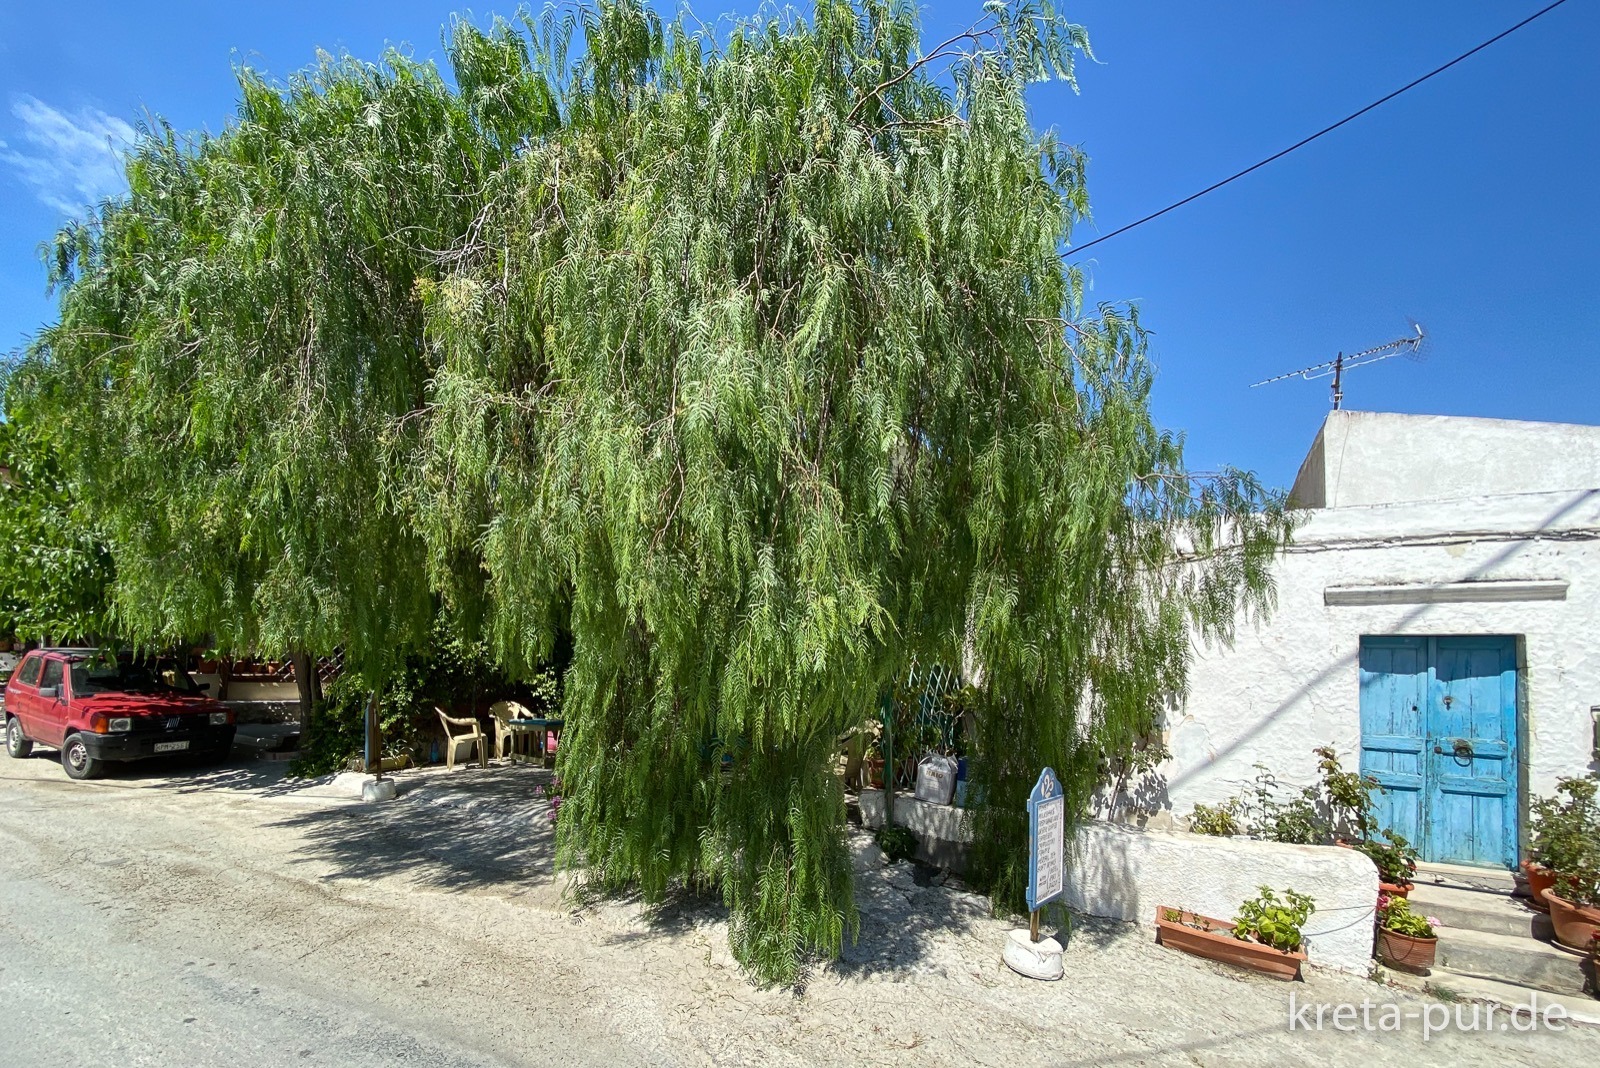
xmin=1166 ymin=485 xmax=1600 ymax=836
xmin=1290 ymin=410 xmax=1600 ymax=508
xmin=854 ymin=797 xmax=1379 ymax=975
xmin=1066 ymin=821 xmax=1379 ymax=975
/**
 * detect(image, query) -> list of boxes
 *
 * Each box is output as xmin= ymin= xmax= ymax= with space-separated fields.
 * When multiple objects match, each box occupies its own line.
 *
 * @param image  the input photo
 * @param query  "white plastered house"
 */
xmin=1161 ymin=409 xmax=1600 ymax=872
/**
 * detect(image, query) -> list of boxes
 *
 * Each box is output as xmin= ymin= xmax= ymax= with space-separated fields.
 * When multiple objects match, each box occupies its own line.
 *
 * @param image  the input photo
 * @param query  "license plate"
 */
xmin=154 ymin=740 xmax=190 ymax=753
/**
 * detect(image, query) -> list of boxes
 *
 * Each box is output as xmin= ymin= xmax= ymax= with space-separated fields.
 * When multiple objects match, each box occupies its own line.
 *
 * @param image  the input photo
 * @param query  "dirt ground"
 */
xmin=0 ymin=753 xmax=1594 ymax=1067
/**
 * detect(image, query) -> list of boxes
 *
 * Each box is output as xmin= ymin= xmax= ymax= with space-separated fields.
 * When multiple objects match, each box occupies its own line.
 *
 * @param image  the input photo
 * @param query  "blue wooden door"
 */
xmin=1358 ymin=638 xmax=1428 ymax=850
xmin=1359 ymin=636 xmax=1519 ymax=869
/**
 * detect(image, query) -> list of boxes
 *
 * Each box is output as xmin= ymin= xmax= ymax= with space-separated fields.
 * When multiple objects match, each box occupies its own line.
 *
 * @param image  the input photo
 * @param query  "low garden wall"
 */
xmin=855 ymin=791 xmax=1379 ymax=975
xmin=857 ymin=789 xmax=970 ymax=871
xmin=1066 ymin=820 xmax=1378 ymax=975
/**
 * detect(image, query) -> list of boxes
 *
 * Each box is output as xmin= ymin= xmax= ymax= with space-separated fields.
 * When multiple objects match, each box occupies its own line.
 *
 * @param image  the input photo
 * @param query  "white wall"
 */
xmin=1290 ymin=410 xmax=1600 ymax=509
xmin=1067 ymin=821 xmax=1379 ymax=975
xmin=857 ymin=796 xmax=1380 ymax=974
xmin=1165 ymin=486 xmax=1600 ymax=835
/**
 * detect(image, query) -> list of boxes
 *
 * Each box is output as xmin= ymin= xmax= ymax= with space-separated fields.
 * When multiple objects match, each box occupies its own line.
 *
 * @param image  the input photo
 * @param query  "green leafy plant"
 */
xmin=1232 ymin=887 xmax=1315 ymax=953
xmin=1314 ymin=745 xmax=1380 ymax=841
xmin=0 ymin=403 xmax=113 ymax=644
xmin=874 ymin=823 xmax=918 ymax=864
xmin=1188 ymin=799 xmax=1246 ymax=837
xmin=1357 ymin=832 xmax=1419 ymax=887
xmin=1377 ymin=896 xmax=1437 ymax=939
xmin=1531 ymin=776 xmax=1600 ymax=894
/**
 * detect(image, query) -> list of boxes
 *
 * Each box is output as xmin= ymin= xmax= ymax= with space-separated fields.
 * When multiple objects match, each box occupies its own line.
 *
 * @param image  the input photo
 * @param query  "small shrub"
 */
xmin=1314 ymin=745 xmax=1380 ymax=841
xmin=1232 ymin=886 xmax=1315 ymax=953
xmin=1531 ymin=775 xmax=1600 ymax=906
xmin=1188 ymin=799 xmax=1245 ymax=837
xmin=875 ymin=822 xmax=918 ymax=863
xmin=1358 ymin=832 xmax=1419 ymax=886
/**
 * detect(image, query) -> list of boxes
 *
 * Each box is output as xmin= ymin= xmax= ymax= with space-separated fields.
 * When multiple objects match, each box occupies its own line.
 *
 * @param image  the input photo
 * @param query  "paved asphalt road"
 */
xmin=0 ymin=753 xmax=642 ymax=1068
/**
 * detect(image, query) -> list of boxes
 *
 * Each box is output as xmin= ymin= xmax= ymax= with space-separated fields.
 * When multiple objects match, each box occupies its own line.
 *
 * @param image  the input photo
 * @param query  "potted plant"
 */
xmin=1154 ymin=887 xmax=1314 ymax=981
xmin=1529 ymin=775 xmax=1597 ymax=914
xmin=863 ymin=737 xmax=885 ymax=789
xmin=1545 ymin=857 xmax=1600 ymax=951
xmin=1376 ymin=895 xmax=1439 ymax=972
xmin=1357 ymin=833 xmax=1419 ymax=898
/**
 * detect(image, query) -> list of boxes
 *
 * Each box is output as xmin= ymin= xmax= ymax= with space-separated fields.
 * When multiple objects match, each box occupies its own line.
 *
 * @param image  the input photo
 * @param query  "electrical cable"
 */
xmin=1065 ymin=0 xmax=1574 ymax=259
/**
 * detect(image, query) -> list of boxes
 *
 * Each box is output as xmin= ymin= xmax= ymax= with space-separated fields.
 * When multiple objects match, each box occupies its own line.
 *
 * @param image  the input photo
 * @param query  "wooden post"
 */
xmin=1030 ymin=909 xmax=1040 ymax=944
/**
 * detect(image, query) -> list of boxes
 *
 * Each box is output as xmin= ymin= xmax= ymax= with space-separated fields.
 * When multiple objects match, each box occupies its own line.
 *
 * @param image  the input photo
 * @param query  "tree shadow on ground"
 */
xmin=267 ymin=764 xmax=561 ymax=892
xmin=7 ymin=747 xmax=323 ymax=798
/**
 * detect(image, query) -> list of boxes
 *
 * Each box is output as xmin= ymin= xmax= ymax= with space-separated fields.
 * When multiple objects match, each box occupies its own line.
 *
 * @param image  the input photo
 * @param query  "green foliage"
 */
xmin=1377 ymin=896 xmax=1436 ymax=939
xmin=1532 ymin=775 xmax=1600 ymax=907
xmin=14 ymin=28 xmax=500 ymax=678
xmin=287 ymin=615 xmax=556 ymax=777
xmin=18 ymin=0 xmax=1293 ymax=984
xmin=874 ymin=823 xmax=918 ymax=863
xmin=1188 ymin=799 xmax=1245 ymax=838
xmin=1232 ymin=886 xmax=1314 ymax=953
xmin=1357 ymin=832 xmax=1418 ymax=886
xmin=1190 ymin=747 xmax=1381 ymax=846
xmin=1314 ymin=744 xmax=1380 ymax=841
xmin=0 ymin=395 xmax=113 ymax=643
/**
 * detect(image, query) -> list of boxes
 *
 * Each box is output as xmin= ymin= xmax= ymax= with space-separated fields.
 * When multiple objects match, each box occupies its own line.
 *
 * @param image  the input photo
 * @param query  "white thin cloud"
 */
xmin=1 ymin=94 xmax=135 ymax=216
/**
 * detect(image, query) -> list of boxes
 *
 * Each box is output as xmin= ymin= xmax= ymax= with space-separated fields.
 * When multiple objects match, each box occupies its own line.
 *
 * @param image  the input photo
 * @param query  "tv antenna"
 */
xmin=1250 ymin=323 xmax=1428 ymax=409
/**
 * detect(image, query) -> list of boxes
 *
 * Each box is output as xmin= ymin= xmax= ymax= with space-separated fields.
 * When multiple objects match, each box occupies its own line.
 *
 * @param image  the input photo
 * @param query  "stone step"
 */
xmin=1414 ymin=861 xmax=1517 ymax=894
xmin=1387 ymin=967 xmax=1600 ymax=1028
xmin=1409 ymin=883 xmax=1550 ymax=939
xmin=1436 ymin=925 xmax=1591 ymax=996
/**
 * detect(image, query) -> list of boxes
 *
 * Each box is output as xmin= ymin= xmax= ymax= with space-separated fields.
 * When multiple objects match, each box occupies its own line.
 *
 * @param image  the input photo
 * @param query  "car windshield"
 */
xmin=69 ymin=657 xmax=200 ymax=696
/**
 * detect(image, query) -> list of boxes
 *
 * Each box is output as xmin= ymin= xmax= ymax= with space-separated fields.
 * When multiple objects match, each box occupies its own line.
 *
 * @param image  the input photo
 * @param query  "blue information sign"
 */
xmin=1026 ymin=767 xmax=1066 ymax=912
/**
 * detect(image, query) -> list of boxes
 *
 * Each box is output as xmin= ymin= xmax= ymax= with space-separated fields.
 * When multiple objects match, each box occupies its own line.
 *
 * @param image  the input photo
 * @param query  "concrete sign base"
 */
xmin=1003 ymin=928 xmax=1063 ymax=981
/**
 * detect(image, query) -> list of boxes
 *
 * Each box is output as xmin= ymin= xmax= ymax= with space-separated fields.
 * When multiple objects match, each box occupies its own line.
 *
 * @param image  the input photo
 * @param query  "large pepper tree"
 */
xmin=19 ymin=1 xmax=1291 ymax=984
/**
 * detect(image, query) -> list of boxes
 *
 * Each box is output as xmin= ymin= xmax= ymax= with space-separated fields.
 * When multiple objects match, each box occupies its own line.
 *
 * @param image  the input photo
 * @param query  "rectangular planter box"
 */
xmin=1154 ymin=907 xmax=1306 ymax=981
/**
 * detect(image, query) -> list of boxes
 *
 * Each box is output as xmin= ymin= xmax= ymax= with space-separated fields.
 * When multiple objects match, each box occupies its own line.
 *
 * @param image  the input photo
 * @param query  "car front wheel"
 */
xmin=5 ymin=717 xmax=32 ymax=759
xmin=60 ymin=733 xmax=103 ymax=780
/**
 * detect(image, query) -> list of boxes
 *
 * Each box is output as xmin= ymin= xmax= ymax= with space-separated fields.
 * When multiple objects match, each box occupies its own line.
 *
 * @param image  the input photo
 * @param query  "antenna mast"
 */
xmin=1250 ymin=324 xmax=1427 ymax=409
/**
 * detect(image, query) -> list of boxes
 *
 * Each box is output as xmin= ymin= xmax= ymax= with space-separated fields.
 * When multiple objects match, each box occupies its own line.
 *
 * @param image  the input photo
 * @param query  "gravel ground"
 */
xmin=0 ymin=752 xmax=1594 ymax=1067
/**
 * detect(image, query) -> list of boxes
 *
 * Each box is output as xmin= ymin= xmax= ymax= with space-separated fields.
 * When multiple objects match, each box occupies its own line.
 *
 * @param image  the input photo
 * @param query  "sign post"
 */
xmin=1004 ymin=767 xmax=1067 ymax=980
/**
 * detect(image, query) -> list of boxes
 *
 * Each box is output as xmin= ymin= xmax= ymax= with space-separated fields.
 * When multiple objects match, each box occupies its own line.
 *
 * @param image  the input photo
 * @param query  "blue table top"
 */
xmin=507 ymin=717 xmax=565 ymax=728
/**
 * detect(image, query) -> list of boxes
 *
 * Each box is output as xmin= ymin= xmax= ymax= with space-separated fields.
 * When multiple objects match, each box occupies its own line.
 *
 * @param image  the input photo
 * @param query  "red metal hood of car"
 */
xmin=75 ymin=692 xmax=227 ymax=717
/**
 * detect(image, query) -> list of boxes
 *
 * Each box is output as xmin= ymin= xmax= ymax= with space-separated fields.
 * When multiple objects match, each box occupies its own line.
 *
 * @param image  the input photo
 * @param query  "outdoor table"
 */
xmin=506 ymin=717 xmax=565 ymax=764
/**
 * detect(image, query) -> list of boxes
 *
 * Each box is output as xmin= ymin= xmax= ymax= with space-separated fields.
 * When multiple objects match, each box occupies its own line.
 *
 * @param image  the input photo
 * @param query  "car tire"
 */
xmin=5 ymin=716 xmax=32 ymax=759
xmin=60 ymin=733 xmax=104 ymax=780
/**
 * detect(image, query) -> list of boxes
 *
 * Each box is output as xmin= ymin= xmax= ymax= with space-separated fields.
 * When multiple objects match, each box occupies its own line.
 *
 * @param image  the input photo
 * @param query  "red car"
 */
xmin=3 ymin=648 xmax=236 ymax=779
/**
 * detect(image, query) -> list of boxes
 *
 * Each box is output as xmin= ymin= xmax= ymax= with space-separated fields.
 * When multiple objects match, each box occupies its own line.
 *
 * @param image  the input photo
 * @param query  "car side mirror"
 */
xmin=38 ymin=686 xmax=59 ymax=700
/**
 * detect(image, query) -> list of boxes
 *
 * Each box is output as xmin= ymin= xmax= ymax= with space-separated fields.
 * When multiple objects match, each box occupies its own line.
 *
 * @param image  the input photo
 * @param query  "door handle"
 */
xmin=1433 ymin=740 xmax=1474 ymax=759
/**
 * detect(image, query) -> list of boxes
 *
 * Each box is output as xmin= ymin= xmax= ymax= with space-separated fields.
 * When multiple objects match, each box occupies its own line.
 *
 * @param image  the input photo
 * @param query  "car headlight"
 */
xmin=210 ymin=711 xmax=231 ymax=725
xmin=109 ymin=717 xmax=132 ymax=733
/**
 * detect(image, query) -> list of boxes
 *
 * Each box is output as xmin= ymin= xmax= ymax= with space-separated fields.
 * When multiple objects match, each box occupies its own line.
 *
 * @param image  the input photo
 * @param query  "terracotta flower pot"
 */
xmin=1154 ymin=907 xmax=1306 ymax=981
xmin=1544 ymin=889 xmax=1600 ymax=951
xmin=867 ymin=759 xmax=885 ymax=789
xmin=1521 ymin=861 xmax=1556 ymax=913
xmin=1376 ymin=927 xmax=1437 ymax=972
xmin=1379 ymin=881 xmax=1413 ymax=899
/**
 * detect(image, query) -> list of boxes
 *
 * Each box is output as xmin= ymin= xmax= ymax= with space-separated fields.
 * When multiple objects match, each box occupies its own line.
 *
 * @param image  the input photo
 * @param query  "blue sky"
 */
xmin=1 ymin=2 xmax=1595 ymax=487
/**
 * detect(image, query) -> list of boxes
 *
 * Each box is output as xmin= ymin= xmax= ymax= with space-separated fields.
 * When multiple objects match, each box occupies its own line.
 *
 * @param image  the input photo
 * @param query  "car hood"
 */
xmin=75 ymin=692 xmax=227 ymax=717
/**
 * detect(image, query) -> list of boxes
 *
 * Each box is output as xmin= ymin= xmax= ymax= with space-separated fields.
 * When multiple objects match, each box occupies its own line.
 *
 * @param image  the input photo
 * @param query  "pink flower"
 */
xmin=1425 ymin=916 xmax=1442 ymax=928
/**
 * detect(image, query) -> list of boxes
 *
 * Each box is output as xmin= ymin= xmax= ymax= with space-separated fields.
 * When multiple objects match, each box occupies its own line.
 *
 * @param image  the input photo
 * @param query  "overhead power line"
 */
xmin=1065 ymin=0 xmax=1574 ymax=259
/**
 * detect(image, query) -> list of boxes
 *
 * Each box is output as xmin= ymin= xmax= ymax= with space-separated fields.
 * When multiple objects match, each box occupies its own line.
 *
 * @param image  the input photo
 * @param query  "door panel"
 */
xmin=1358 ymin=638 xmax=1427 ymax=849
xmin=1427 ymin=637 xmax=1518 ymax=868
xmin=1358 ymin=635 xmax=1520 ymax=869
xmin=10 ymin=653 xmax=43 ymax=739
xmin=36 ymin=659 xmax=68 ymax=747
